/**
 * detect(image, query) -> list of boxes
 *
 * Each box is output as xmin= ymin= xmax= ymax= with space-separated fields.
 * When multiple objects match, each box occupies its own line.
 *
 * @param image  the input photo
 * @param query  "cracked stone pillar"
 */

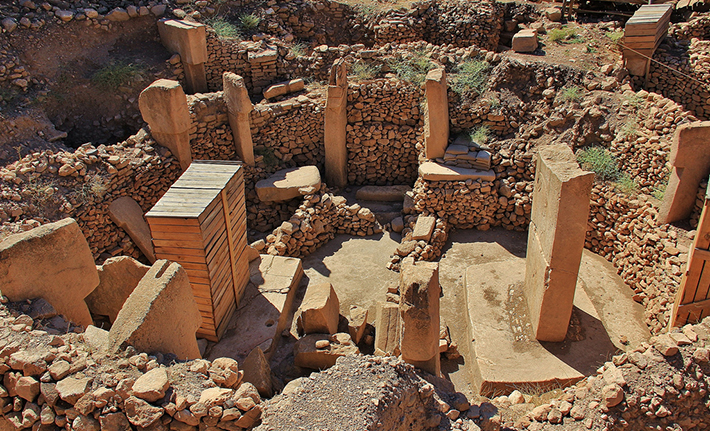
xmin=659 ymin=121 xmax=710 ymax=224
xmin=423 ymin=68 xmax=449 ymax=160
xmin=525 ymin=144 xmax=593 ymax=342
xmin=139 ymin=79 xmax=192 ymax=171
xmin=223 ymin=72 xmax=255 ymax=165
xmin=157 ymin=19 xmax=208 ymax=93
xmin=399 ymin=261 xmax=441 ymax=376
xmin=324 ymin=59 xmax=348 ymax=188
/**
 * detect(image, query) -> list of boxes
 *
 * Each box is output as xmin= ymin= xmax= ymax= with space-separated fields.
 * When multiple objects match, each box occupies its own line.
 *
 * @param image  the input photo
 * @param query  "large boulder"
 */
xmin=108 ymin=260 xmax=202 ymax=360
xmin=255 ymin=166 xmax=321 ymax=202
xmin=85 ymin=256 xmax=150 ymax=323
xmin=296 ymin=282 xmax=340 ymax=335
xmin=512 ymin=29 xmax=538 ymax=53
xmin=0 ymin=218 xmax=97 ymax=327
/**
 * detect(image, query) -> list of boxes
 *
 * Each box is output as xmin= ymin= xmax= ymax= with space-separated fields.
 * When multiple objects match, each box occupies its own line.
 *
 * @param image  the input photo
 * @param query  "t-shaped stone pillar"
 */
xmin=399 ymin=261 xmax=441 ymax=376
xmin=157 ymin=19 xmax=208 ymax=94
xmin=423 ymin=68 xmax=449 ymax=160
xmin=525 ymin=144 xmax=593 ymax=342
xmin=223 ymin=72 xmax=255 ymax=165
xmin=138 ymin=79 xmax=192 ymax=171
xmin=324 ymin=59 xmax=348 ymax=188
xmin=659 ymin=121 xmax=710 ymax=224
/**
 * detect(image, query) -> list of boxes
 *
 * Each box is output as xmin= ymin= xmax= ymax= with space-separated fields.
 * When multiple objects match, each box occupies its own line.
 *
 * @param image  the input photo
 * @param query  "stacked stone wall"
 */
xmin=669 ymin=14 xmax=710 ymax=40
xmin=187 ymin=92 xmax=235 ymax=161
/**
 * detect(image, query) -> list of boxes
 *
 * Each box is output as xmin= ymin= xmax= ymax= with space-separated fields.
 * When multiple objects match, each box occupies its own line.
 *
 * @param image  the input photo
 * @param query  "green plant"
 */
xmin=255 ymin=146 xmax=278 ymax=167
xmin=350 ymin=61 xmax=381 ymax=81
xmin=91 ymin=62 xmax=144 ymax=90
xmin=559 ymin=86 xmax=583 ymax=103
xmin=488 ymin=95 xmax=501 ymax=109
xmin=26 ymin=178 xmax=56 ymax=208
xmin=549 ymin=27 xmax=584 ymax=44
xmin=614 ymin=174 xmax=639 ymax=195
xmin=586 ymin=45 xmax=597 ymax=53
xmin=207 ymin=17 xmax=241 ymax=38
xmin=606 ymin=30 xmax=624 ymax=45
xmin=449 ymin=59 xmax=491 ymax=97
xmin=290 ymin=42 xmax=308 ymax=57
xmin=470 ymin=126 xmax=491 ymax=145
xmin=618 ymin=118 xmax=639 ymax=139
xmin=577 ymin=147 xmax=620 ymax=181
xmin=388 ymin=49 xmax=434 ymax=86
xmin=238 ymin=13 xmax=261 ymax=31
xmin=74 ymin=174 xmax=109 ymax=205
xmin=623 ymin=93 xmax=644 ymax=108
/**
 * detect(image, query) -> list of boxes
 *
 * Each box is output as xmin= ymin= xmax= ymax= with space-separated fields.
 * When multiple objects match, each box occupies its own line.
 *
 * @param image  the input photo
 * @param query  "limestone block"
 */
xmin=86 ymin=256 xmax=150 ymax=323
xmin=412 ymin=215 xmax=436 ymax=242
xmin=0 ymin=218 xmax=97 ymax=327
xmin=375 ymin=303 xmax=400 ymax=356
xmin=108 ymin=260 xmax=202 ymax=360
xmin=263 ymin=79 xmax=305 ymax=99
xmin=324 ymin=59 xmax=348 ymax=188
xmin=138 ymin=79 xmax=192 ymax=170
xmin=525 ymin=144 xmax=593 ymax=342
xmin=399 ymin=262 xmax=441 ymax=376
xmin=424 ymin=68 xmax=449 ymax=160
xmin=660 ymin=121 xmax=710 ymax=223
xmin=83 ymin=325 xmax=109 ymax=353
xmin=545 ymin=7 xmax=562 ymax=21
xmin=355 ymin=185 xmax=411 ymax=202
xmin=512 ymin=29 xmax=538 ymax=53
xmin=157 ymin=19 xmax=208 ymax=93
xmin=242 ymin=347 xmax=273 ymax=398
xmin=418 ymin=161 xmax=496 ymax=182
xmin=132 ymin=368 xmax=169 ymax=403
xmin=108 ymin=197 xmax=155 ymax=263
xmin=255 ymin=166 xmax=321 ymax=202
xmin=296 ymin=282 xmax=340 ymax=335
xmin=294 ymin=333 xmax=359 ymax=370
xmin=348 ymin=305 xmax=368 ymax=345
xmin=223 ymin=72 xmax=254 ymax=165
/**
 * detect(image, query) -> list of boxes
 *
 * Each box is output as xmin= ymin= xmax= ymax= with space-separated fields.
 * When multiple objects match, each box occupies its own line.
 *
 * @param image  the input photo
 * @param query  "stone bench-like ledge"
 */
xmin=418 ymin=161 xmax=496 ymax=182
xmin=256 ymin=165 xmax=321 ymax=202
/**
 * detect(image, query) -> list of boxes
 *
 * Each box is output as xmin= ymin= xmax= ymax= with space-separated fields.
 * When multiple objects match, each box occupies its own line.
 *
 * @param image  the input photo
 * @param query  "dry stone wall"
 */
xmin=187 ymin=92 xmax=235 ymax=161
xmin=669 ymin=14 xmax=710 ymax=40
xmin=346 ymin=79 xmax=423 ymax=186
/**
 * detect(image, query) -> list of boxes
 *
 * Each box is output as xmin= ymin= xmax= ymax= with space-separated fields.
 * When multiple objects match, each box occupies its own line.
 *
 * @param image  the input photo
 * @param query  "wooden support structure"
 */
xmin=671 ymin=181 xmax=710 ymax=327
xmin=623 ymin=4 xmax=672 ymax=77
xmin=145 ymin=161 xmax=249 ymax=341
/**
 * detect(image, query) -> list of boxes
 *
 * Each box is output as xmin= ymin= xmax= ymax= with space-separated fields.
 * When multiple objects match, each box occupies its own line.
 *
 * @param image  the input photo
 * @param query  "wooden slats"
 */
xmin=624 ymin=4 xmax=672 ymax=53
xmin=146 ymin=161 xmax=249 ymax=342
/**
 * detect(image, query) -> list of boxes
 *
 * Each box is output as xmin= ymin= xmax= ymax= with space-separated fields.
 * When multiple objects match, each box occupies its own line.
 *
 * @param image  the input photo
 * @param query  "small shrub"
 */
xmin=290 ymin=42 xmax=308 ymax=57
xmin=449 ymin=59 xmax=491 ymax=98
xmin=470 ymin=126 xmax=491 ymax=145
xmin=91 ymin=62 xmax=143 ymax=89
xmin=26 ymin=178 xmax=56 ymax=208
xmin=577 ymin=147 xmax=619 ymax=181
xmin=350 ymin=61 xmax=381 ymax=81
xmin=549 ymin=27 xmax=584 ymax=44
xmin=388 ymin=49 xmax=434 ymax=86
xmin=559 ymin=86 xmax=583 ymax=103
xmin=606 ymin=30 xmax=624 ymax=45
xmin=652 ymin=183 xmax=666 ymax=200
xmin=614 ymin=174 xmax=639 ymax=195
xmin=618 ymin=118 xmax=639 ymax=139
xmin=207 ymin=17 xmax=240 ymax=38
xmin=239 ymin=13 xmax=261 ymax=31
xmin=75 ymin=174 xmax=109 ymax=205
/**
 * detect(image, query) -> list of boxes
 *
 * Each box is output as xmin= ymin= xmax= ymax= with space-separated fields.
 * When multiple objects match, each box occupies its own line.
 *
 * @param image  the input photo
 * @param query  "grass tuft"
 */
xmin=388 ymin=49 xmax=434 ymax=86
xmin=606 ymin=30 xmax=624 ymax=45
xmin=470 ymin=126 xmax=491 ymax=145
xmin=549 ymin=27 xmax=584 ymax=44
xmin=290 ymin=42 xmax=308 ymax=58
xmin=239 ymin=13 xmax=261 ymax=31
xmin=449 ymin=59 xmax=491 ymax=98
xmin=207 ymin=17 xmax=241 ymax=39
xmin=577 ymin=147 xmax=620 ymax=182
xmin=350 ymin=61 xmax=381 ymax=81
xmin=614 ymin=174 xmax=639 ymax=195
xmin=91 ymin=62 xmax=143 ymax=90
xmin=559 ymin=86 xmax=583 ymax=103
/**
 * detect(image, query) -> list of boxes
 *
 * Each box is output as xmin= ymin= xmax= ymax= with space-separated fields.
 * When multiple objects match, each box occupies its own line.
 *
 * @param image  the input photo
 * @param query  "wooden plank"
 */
xmin=146 ymin=216 xmax=199 ymax=226
xmin=222 ymin=188 xmax=239 ymax=300
xmin=675 ymin=297 xmax=710 ymax=326
xmin=154 ymin=245 xmax=206 ymax=257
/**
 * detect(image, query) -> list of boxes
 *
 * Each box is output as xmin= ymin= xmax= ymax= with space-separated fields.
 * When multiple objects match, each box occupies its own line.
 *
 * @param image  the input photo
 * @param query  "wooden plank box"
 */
xmin=146 ymin=160 xmax=249 ymax=341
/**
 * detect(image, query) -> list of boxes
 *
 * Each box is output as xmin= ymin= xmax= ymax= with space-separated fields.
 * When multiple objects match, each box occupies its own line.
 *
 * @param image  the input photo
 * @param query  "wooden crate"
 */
xmin=146 ymin=161 xmax=249 ymax=341
xmin=624 ymin=4 xmax=672 ymax=49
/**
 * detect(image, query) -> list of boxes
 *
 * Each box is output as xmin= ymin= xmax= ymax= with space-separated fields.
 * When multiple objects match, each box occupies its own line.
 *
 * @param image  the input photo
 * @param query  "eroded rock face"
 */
xmin=0 ymin=218 xmax=98 ymax=327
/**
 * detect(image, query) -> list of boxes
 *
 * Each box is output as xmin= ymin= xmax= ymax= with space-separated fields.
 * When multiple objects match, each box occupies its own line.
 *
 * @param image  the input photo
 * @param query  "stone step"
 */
xmin=418 ymin=161 xmax=495 ymax=182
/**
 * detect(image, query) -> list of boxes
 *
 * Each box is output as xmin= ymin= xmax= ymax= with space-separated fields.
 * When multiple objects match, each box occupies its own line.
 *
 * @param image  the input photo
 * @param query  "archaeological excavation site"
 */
xmin=3 ymin=0 xmax=710 ymax=429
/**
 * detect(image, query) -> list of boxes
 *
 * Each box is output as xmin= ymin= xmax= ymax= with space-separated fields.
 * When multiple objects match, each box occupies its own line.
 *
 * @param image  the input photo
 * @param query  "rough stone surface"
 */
xmin=375 ymin=302 xmax=401 ymax=356
xmin=296 ymin=282 xmax=340 ymax=335
xmin=108 ymin=197 xmax=156 ymax=263
xmin=132 ymin=367 xmax=169 ymax=402
xmin=294 ymin=333 xmax=359 ymax=370
xmin=255 ymin=166 xmax=322 ymax=202
xmin=85 ymin=256 xmax=150 ymax=323
xmin=355 ymin=185 xmax=412 ymax=202
xmin=242 ymin=347 xmax=273 ymax=398
xmin=412 ymin=215 xmax=436 ymax=242
xmin=223 ymin=72 xmax=254 ymax=165
xmin=424 ymin=68 xmax=449 ymax=159
xmin=0 ymin=218 xmax=97 ymax=327
xmin=324 ymin=59 xmax=348 ymax=188
xmin=418 ymin=161 xmax=496 ymax=181
xmin=512 ymin=29 xmax=538 ymax=53
xmin=108 ymin=260 xmax=202 ymax=360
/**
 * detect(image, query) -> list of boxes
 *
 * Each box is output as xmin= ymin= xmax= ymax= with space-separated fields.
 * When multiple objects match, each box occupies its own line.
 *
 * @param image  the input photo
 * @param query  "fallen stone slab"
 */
xmin=0 ymin=218 xmax=97 ymax=327
xmin=255 ymin=166 xmax=321 ymax=202
xmin=294 ymin=333 xmax=359 ymax=370
xmin=419 ymin=161 xmax=495 ymax=182
xmin=207 ymin=255 xmax=303 ymax=362
xmin=85 ymin=256 xmax=150 ymax=323
xmin=412 ymin=215 xmax=436 ymax=242
xmin=263 ymin=78 xmax=305 ymax=99
xmin=355 ymin=185 xmax=412 ymax=202
xmin=348 ymin=305 xmax=368 ymax=345
xmin=374 ymin=302 xmax=400 ymax=356
xmin=108 ymin=197 xmax=156 ymax=263
xmin=296 ymin=282 xmax=340 ymax=335
xmin=242 ymin=347 xmax=273 ymax=398
xmin=513 ymin=29 xmax=538 ymax=53
xmin=108 ymin=260 xmax=202 ymax=360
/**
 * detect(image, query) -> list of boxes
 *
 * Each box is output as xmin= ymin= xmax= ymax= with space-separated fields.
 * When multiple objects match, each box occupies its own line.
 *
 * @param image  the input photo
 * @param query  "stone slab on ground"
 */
xmin=0 ymin=218 xmax=97 ymax=327
xmin=86 ymin=256 xmax=150 ymax=323
xmin=466 ymin=256 xmax=611 ymax=396
xmin=412 ymin=215 xmax=436 ymax=242
xmin=296 ymin=282 xmax=340 ymax=335
xmin=255 ymin=166 xmax=321 ymax=202
xmin=207 ymin=255 xmax=303 ymax=363
xmin=355 ymin=185 xmax=411 ymax=202
xmin=293 ymin=333 xmax=359 ymax=370
xmin=108 ymin=197 xmax=156 ymax=263
xmin=419 ymin=161 xmax=495 ymax=182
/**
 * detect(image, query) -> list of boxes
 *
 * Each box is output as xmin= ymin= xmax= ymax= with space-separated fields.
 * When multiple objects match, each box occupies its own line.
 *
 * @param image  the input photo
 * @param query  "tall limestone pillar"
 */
xmin=223 ymin=72 xmax=255 ymax=165
xmin=157 ymin=19 xmax=208 ymax=94
xmin=423 ymin=68 xmax=449 ymax=160
xmin=139 ymin=79 xmax=192 ymax=171
xmin=399 ymin=261 xmax=441 ymax=376
xmin=524 ymin=144 xmax=593 ymax=342
xmin=324 ymin=59 xmax=348 ymax=188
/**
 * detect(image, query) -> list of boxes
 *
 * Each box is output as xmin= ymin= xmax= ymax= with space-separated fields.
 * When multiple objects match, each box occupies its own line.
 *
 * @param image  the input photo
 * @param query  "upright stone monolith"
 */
xmin=525 ymin=144 xmax=593 ymax=342
xmin=223 ymin=72 xmax=255 ymax=165
xmin=324 ymin=59 xmax=348 ymax=188
xmin=138 ymin=79 xmax=192 ymax=170
xmin=157 ymin=19 xmax=208 ymax=93
xmin=423 ymin=68 xmax=449 ymax=160
xmin=399 ymin=261 xmax=441 ymax=376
